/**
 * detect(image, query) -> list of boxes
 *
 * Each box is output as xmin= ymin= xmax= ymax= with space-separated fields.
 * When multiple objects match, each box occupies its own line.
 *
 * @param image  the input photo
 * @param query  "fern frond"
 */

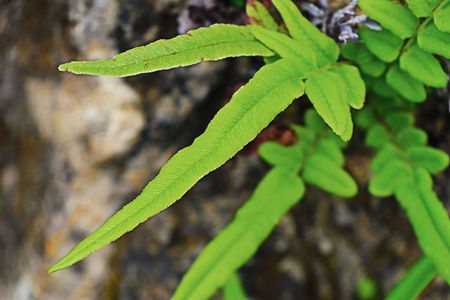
xmin=58 ymin=24 xmax=273 ymax=77
xmin=48 ymin=58 xmax=305 ymax=273
xmin=386 ymin=256 xmax=437 ymax=300
xmin=358 ymin=106 xmax=450 ymax=284
xmin=172 ymin=167 xmax=305 ymax=300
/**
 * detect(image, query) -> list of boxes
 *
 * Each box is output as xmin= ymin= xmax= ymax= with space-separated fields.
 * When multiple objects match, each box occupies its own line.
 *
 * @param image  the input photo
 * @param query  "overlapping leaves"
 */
xmin=356 ymin=106 xmax=450 ymax=284
xmin=350 ymin=0 xmax=449 ymax=103
xmin=49 ymin=58 xmax=306 ymax=273
xmin=51 ymin=0 xmax=364 ymax=274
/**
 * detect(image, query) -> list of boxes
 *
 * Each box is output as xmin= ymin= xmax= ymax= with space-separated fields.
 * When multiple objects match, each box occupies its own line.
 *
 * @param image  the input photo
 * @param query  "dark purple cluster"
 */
xmin=302 ymin=0 xmax=381 ymax=43
xmin=178 ymin=0 xmax=245 ymax=34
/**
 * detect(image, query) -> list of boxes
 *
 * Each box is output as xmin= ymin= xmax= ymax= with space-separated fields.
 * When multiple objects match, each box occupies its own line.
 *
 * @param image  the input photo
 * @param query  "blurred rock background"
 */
xmin=0 ymin=0 xmax=449 ymax=299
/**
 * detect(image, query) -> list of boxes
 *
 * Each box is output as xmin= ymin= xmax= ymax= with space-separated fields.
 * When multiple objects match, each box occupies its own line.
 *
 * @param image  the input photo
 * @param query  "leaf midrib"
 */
xmin=415 ymin=182 xmax=450 ymax=252
xmin=282 ymin=4 xmax=332 ymax=63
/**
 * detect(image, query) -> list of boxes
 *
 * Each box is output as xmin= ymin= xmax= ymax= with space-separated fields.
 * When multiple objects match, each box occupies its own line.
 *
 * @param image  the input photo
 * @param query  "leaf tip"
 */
xmin=47 ymin=264 xmax=60 ymax=275
xmin=58 ymin=63 xmax=70 ymax=72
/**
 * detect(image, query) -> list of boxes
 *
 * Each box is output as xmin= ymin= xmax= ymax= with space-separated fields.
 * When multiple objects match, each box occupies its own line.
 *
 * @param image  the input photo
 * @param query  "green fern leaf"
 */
xmin=365 ymin=124 xmax=390 ymax=149
xmin=359 ymin=27 xmax=403 ymax=63
xmin=172 ymin=167 xmax=305 ymax=300
xmin=251 ymin=26 xmax=318 ymax=71
xmin=371 ymin=145 xmax=402 ymax=173
xmin=246 ymin=0 xmax=279 ymax=32
xmin=397 ymin=128 xmax=428 ymax=150
xmin=223 ymin=273 xmax=247 ymax=300
xmin=272 ymin=0 xmax=339 ymax=66
xmin=405 ymin=0 xmax=440 ymax=17
xmin=329 ymin=65 xmax=366 ymax=109
xmin=48 ymin=58 xmax=305 ymax=274
xmin=399 ymin=43 xmax=447 ymax=88
xmin=303 ymin=154 xmax=357 ymax=198
xmin=305 ymin=71 xmax=352 ymax=140
xmin=434 ymin=2 xmax=450 ymax=33
xmin=341 ymin=43 xmax=386 ymax=77
xmin=258 ymin=142 xmax=302 ymax=170
xmin=395 ymin=169 xmax=450 ymax=284
xmin=316 ymin=139 xmax=345 ymax=167
xmin=369 ymin=160 xmax=412 ymax=197
xmin=58 ymin=24 xmax=273 ymax=77
xmin=407 ymin=146 xmax=450 ymax=174
xmin=358 ymin=0 xmax=419 ymax=39
xmin=418 ymin=22 xmax=450 ymax=59
xmin=386 ymin=66 xmax=426 ymax=103
xmin=385 ymin=256 xmax=437 ymax=300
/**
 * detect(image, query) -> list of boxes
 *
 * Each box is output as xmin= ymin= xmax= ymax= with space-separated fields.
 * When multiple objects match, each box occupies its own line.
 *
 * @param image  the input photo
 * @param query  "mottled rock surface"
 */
xmin=0 ymin=0 xmax=449 ymax=299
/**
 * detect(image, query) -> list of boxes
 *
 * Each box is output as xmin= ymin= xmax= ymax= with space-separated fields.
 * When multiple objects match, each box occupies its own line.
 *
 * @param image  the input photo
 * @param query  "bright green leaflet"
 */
xmin=303 ymin=154 xmax=357 ymax=198
xmin=395 ymin=172 xmax=450 ymax=284
xmin=418 ymin=22 xmax=450 ymax=59
xmin=361 ymin=107 xmax=450 ymax=284
xmin=258 ymin=142 xmax=303 ymax=170
xmin=48 ymin=58 xmax=305 ymax=273
xmin=434 ymin=2 xmax=450 ymax=32
xmin=172 ymin=167 xmax=305 ymax=300
xmin=359 ymin=27 xmax=403 ymax=63
xmin=369 ymin=160 xmax=412 ymax=197
xmin=305 ymin=71 xmax=352 ymax=140
xmin=315 ymin=139 xmax=345 ymax=166
xmin=246 ymin=0 xmax=279 ymax=32
xmin=329 ymin=65 xmax=366 ymax=109
xmin=386 ymin=66 xmax=426 ymax=103
xmin=251 ymin=26 xmax=318 ymax=71
xmin=407 ymin=146 xmax=450 ymax=174
xmin=58 ymin=24 xmax=273 ymax=77
xmin=386 ymin=256 xmax=437 ymax=300
xmin=406 ymin=0 xmax=440 ymax=17
xmin=272 ymin=0 xmax=339 ymax=67
xmin=223 ymin=273 xmax=247 ymax=300
xmin=358 ymin=0 xmax=419 ymax=39
xmin=397 ymin=128 xmax=428 ymax=150
xmin=399 ymin=43 xmax=447 ymax=88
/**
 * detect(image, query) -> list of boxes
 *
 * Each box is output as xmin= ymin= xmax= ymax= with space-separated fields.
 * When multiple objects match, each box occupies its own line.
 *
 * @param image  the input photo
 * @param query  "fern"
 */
xmin=222 ymin=273 xmax=247 ymax=300
xmin=48 ymin=57 xmax=305 ymax=273
xmin=48 ymin=0 xmax=450 ymax=298
xmin=347 ymin=0 xmax=449 ymax=103
xmin=386 ymin=256 xmax=438 ymax=300
xmin=172 ymin=166 xmax=305 ymax=300
xmin=50 ymin=0 xmax=366 ymax=275
xmin=356 ymin=104 xmax=450 ymax=284
xmin=173 ymin=110 xmax=356 ymax=299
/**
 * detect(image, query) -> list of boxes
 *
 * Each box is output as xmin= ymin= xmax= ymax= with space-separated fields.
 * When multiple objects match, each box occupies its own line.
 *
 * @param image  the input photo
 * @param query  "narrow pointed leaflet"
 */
xmin=58 ymin=24 xmax=273 ymax=77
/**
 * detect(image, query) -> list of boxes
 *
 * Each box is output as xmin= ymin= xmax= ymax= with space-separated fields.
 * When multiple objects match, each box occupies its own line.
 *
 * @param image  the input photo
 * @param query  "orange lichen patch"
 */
xmin=45 ymin=231 xmax=67 ymax=258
